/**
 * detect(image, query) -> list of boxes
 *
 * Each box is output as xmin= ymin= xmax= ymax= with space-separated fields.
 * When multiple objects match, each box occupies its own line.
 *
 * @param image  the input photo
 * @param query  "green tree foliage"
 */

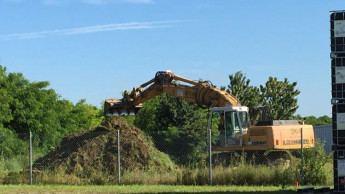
xmin=134 ymin=94 xmax=208 ymax=165
xmin=227 ymin=72 xmax=300 ymax=120
xmin=305 ymin=115 xmax=331 ymax=125
xmin=0 ymin=127 xmax=27 ymax=158
xmin=0 ymin=66 xmax=13 ymax=125
xmin=0 ymin=65 xmax=103 ymax=153
xmin=293 ymin=114 xmax=331 ymax=126
xmin=227 ymin=71 xmax=260 ymax=109
xmin=227 ymin=72 xmax=261 ymax=123
xmin=260 ymin=77 xmax=300 ymax=119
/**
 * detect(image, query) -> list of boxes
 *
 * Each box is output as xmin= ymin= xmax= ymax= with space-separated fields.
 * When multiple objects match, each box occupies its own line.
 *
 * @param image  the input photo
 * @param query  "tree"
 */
xmin=134 ymin=94 xmax=208 ymax=165
xmin=0 ymin=127 xmax=26 ymax=158
xmin=227 ymin=72 xmax=260 ymax=109
xmin=0 ymin=64 xmax=104 ymax=153
xmin=0 ymin=66 xmax=12 ymax=125
xmin=260 ymin=77 xmax=300 ymax=119
xmin=313 ymin=115 xmax=332 ymax=125
xmin=293 ymin=114 xmax=332 ymax=125
xmin=227 ymin=72 xmax=300 ymax=120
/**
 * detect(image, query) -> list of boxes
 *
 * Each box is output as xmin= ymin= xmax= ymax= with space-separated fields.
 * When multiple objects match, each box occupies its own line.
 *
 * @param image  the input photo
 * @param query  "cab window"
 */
xmin=225 ymin=112 xmax=239 ymax=138
xmin=224 ymin=111 xmax=248 ymax=138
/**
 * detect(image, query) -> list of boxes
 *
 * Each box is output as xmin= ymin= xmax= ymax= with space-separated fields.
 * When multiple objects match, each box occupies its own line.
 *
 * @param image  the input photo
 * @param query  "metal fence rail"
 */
xmin=0 ymin=127 xmax=330 ymax=185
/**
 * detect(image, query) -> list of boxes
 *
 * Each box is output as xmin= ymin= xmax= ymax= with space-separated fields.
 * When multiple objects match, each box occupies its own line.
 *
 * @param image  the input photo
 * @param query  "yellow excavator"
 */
xmin=104 ymin=71 xmax=314 ymax=153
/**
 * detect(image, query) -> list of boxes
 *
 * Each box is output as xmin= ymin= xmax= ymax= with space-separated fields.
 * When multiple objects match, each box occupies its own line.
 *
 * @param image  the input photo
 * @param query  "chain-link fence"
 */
xmin=0 ymin=128 xmax=331 ymax=186
xmin=0 ymin=132 xmax=31 ymax=184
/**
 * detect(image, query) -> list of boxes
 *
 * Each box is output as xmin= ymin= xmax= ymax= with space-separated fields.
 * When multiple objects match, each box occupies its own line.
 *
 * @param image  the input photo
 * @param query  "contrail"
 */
xmin=0 ymin=21 xmax=178 ymax=40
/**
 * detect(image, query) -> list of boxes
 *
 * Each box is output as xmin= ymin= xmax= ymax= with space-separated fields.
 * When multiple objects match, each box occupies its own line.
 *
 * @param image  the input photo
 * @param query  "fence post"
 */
xmin=29 ymin=131 xmax=33 ymax=185
xmin=300 ymin=119 xmax=304 ymax=186
xmin=117 ymin=129 xmax=121 ymax=185
xmin=208 ymin=128 xmax=212 ymax=185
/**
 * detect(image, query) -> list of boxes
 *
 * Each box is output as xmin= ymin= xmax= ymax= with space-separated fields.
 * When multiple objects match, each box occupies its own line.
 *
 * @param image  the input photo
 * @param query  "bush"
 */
xmin=0 ymin=127 xmax=27 ymax=158
xmin=0 ymin=127 xmax=28 ymax=179
xmin=302 ymin=140 xmax=333 ymax=185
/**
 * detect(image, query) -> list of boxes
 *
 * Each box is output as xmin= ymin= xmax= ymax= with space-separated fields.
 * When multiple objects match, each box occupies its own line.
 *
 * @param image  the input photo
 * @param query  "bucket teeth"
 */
xmin=104 ymin=98 xmax=142 ymax=116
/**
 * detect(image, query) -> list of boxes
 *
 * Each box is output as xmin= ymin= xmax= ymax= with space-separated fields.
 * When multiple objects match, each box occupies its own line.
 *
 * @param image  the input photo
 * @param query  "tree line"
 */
xmin=0 ymin=65 xmax=103 ymax=158
xmin=0 ymin=65 xmax=331 ymax=164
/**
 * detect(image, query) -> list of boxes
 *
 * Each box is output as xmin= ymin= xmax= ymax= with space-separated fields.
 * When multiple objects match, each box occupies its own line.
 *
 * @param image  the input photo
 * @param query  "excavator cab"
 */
xmin=208 ymin=106 xmax=249 ymax=147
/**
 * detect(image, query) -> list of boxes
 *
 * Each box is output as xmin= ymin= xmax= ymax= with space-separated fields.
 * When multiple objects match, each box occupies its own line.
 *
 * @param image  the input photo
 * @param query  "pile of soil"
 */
xmin=34 ymin=117 xmax=174 ymax=176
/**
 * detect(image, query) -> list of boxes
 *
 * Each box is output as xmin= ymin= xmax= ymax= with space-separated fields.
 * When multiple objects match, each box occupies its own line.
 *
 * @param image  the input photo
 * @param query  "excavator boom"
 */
xmin=104 ymin=70 xmax=314 ymax=154
xmin=104 ymin=71 xmax=240 ymax=116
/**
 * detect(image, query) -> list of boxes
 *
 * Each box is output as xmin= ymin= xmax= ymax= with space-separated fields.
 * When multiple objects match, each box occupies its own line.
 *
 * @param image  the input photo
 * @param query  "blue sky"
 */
xmin=0 ymin=0 xmax=343 ymax=117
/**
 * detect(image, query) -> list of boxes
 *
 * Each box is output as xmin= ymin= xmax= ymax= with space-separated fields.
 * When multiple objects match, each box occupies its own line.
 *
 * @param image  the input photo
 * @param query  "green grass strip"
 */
xmin=0 ymin=184 xmax=297 ymax=193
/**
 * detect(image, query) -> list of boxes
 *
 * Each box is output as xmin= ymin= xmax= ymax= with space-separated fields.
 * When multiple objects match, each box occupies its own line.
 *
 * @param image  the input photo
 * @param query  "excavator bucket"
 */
xmin=104 ymin=98 xmax=142 ymax=116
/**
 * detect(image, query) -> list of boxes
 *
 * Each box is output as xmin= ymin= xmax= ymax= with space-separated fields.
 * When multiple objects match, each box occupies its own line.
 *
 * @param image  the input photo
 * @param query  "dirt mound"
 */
xmin=34 ymin=117 xmax=174 ymax=176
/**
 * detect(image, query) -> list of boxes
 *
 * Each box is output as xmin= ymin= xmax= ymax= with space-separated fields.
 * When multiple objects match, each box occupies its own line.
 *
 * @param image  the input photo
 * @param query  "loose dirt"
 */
xmin=34 ymin=117 xmax=174 ymax=176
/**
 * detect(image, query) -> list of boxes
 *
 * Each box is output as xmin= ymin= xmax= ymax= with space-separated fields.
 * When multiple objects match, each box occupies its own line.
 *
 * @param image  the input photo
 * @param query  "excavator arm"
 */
xmin=104 ymin=70 xmax=315 ymax=154
xmin=104 ymin=71 xmax=240 ymax=116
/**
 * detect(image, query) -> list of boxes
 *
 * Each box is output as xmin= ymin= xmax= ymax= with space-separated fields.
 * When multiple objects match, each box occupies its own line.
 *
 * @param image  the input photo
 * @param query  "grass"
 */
xmin=0 ymin=184 xmax=298 ymax=193
xmin=2 ymin=157 xmax=333 ymax=186
xmin=1 ymin=141 xmax=333 ymax=186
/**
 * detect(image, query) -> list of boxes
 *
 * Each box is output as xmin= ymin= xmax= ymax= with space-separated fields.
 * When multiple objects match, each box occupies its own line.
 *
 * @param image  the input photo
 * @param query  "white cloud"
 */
xmin=0 ymin=21 xmax=177 ymax=40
